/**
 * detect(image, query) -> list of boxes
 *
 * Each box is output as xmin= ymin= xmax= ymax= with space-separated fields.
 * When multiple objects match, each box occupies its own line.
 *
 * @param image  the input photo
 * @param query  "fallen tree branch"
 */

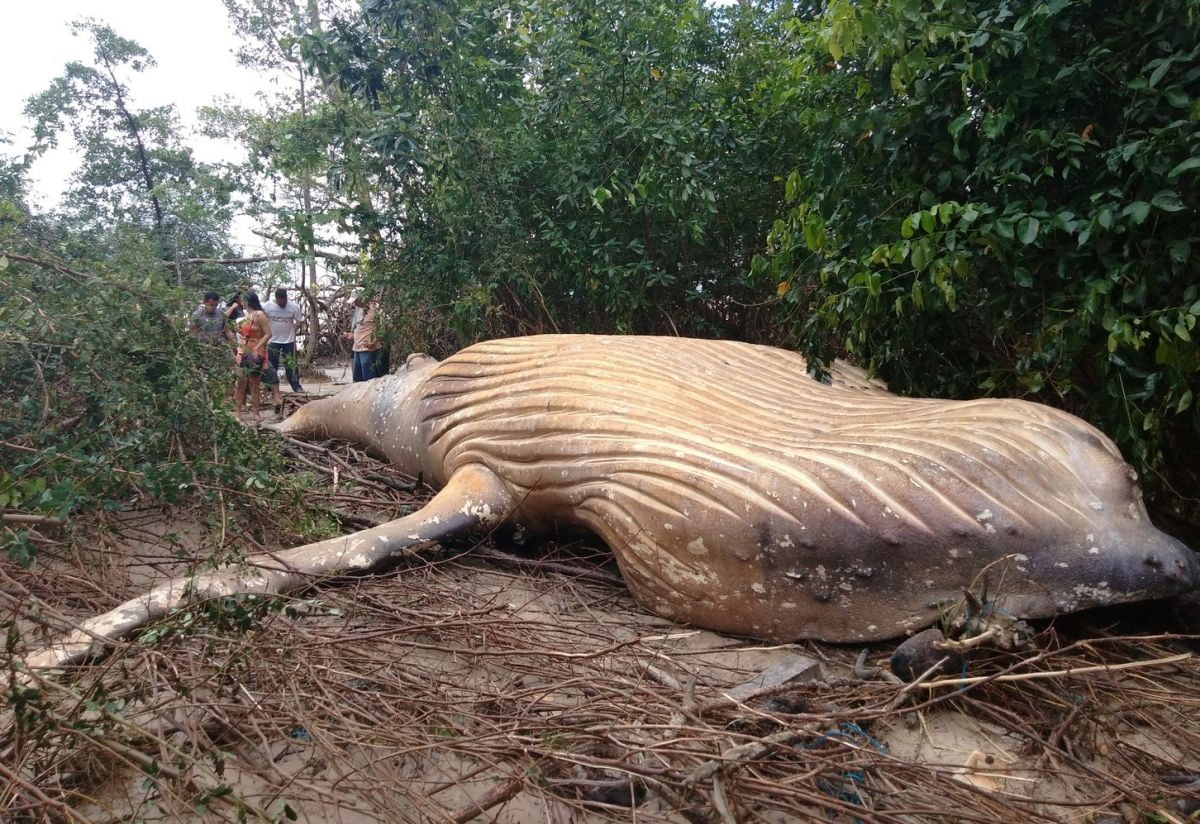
xmin=2 ymin=513 xmax=65 ymax=527
xmin=175 ymin=250 xmax=358 ymax=266
xmin=0 ymin=251 xmax=95 ymax=281
xmin=919 ymin=652 xmax=1192 ymax=689
xmin=474 ymin=546 xmax=625 ymax=588
xmin=446 ymin=775 xmax=525 ymax=823
xmin=249 ymin=230 xmax=358 ymax=264
xmin=683 ymin=726 xmax=820 ymax=786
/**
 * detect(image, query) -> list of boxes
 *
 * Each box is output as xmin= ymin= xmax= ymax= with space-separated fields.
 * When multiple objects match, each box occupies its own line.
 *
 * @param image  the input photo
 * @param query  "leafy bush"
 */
xmin=304 ymin=0 xmax=806 ymax=352
xmin=762 ymin=0 xmax=1200 ymax=533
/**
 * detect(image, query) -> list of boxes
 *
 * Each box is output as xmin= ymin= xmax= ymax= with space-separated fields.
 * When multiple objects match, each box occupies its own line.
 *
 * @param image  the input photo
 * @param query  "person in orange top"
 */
xmin=233 ymin=292 xmax=274 ymax=421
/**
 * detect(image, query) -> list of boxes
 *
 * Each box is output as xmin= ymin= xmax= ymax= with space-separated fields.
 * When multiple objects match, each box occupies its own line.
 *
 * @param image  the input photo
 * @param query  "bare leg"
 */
xmin=234 ymin=378 xmax=247 ymax=413
xmin=249 ymin=376 xmax=262 ymax=420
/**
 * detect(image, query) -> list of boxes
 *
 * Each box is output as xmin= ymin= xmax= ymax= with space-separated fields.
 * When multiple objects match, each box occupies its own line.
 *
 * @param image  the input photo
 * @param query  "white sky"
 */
xmin=0 ymin=1 xmax=275 ymax=251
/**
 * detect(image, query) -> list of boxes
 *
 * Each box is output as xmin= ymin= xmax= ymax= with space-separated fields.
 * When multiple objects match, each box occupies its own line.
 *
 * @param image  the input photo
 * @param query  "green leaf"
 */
xmin=948 ymin=112 xmax=971 ymax=138
xmin=785 ymin=170 xmax=801 ymax=203
xmin=1122 ymin=201 xmax=1150 ymax=225
xmin=1167 ymin=157 xmax=1200 ymax=179
xmin=1151 ymin=190 xmax=1184 ymax=212
xmin=590 ymin=186 xmax=611 ymax=211
xmin=803 ymin=216 xmax=825 ymax=251
xmin=1051 ymin=210 xmax=1077 ymax=232
xmin=1017 ymin=216 xmax=1040 ymax=244
xmin=1164 ymin=86 xmax=1189 ymax=108
xmin=911 ymin=239 xmax=931 ymax=271
xmin=1178 ymin=390 xmax=1194 ymax=414
xmin=1148 ymin=58 xmax=1173 ymax=88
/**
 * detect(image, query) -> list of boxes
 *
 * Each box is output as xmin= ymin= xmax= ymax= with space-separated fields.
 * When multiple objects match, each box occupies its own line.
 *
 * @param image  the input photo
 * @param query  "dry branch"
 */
xmin=920 ymin=652 xmax=1193 ymax=688
xmin=2 ymin=513 xmax=65 ymax=526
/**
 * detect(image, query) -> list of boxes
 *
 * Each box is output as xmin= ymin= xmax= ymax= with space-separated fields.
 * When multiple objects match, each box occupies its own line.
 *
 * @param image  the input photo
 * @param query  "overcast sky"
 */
xmin=1 ymin=1 xmax=274 ymax=249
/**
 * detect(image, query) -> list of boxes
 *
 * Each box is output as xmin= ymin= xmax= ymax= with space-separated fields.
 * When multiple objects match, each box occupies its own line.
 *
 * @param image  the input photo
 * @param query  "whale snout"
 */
xmin=1121 ymin=530 xmax=1199 ymax=597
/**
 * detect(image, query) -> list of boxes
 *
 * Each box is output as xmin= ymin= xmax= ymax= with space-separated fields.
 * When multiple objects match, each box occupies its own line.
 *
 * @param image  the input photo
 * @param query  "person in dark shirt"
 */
xmin=190 ymin=291 xmax=233 ymax=345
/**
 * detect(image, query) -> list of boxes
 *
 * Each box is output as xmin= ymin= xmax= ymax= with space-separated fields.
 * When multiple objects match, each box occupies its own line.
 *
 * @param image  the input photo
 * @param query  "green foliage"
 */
xmin=302 ymin=0 xmax=807 ymax=351
xmin=765 ymin=0 xmax=1200 ymax=525
xmin=0 ymin=251 xmax=286 ymax=565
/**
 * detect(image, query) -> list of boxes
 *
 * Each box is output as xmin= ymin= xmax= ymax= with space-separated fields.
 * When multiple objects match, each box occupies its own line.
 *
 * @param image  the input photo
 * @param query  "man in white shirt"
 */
xmin=264 ymin=287 xmax=304 ymax=392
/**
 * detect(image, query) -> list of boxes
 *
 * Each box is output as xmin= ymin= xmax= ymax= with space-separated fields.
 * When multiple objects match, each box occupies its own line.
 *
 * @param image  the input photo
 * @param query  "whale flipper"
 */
xmin=20 ymin=464 xmax=514 ymax=674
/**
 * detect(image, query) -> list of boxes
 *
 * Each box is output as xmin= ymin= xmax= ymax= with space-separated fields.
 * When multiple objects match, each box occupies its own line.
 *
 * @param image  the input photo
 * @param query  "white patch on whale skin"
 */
xmin=1088 ymin=547 xmax=1100 ymax=555
xmin=1073 ymin=583 xmax=1116 ymax=602
xmin=751 ymin=582 xmax=766 ymax=595
xmin=460 ymin=501 xmax=498 ymax=524
xmin=639 ymin=544 xmax=714 ymax=587
xmin=687 ymin=538 xmax=708 ymax=556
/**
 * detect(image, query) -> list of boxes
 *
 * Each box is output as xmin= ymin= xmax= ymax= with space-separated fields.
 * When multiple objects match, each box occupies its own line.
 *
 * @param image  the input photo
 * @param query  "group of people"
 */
xmin=190 ymin=287 xmax=304 ymax=421
xmin=189 ymin=286 xmax=385 ymax=423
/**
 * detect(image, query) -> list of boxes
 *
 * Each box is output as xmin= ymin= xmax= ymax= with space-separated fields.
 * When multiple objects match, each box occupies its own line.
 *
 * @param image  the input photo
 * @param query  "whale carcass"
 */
xmin=22 ymin=335 xmax=1198 ymax=671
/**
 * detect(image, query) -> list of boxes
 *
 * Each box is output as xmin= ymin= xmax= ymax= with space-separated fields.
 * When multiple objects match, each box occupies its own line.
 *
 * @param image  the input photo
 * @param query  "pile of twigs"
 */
xmin=3 ymin=436 xmax=1199 ymax=823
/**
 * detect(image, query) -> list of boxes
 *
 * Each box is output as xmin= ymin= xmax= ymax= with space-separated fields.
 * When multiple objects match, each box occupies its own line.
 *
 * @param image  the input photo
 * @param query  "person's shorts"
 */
xmin=237 ymin=352 xmax=277 ymax=384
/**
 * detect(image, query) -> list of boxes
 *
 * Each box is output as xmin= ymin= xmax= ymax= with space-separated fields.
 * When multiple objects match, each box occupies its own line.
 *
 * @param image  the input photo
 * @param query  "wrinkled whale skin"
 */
xmin=282 ymin=335 xmax=1198 ymax=642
